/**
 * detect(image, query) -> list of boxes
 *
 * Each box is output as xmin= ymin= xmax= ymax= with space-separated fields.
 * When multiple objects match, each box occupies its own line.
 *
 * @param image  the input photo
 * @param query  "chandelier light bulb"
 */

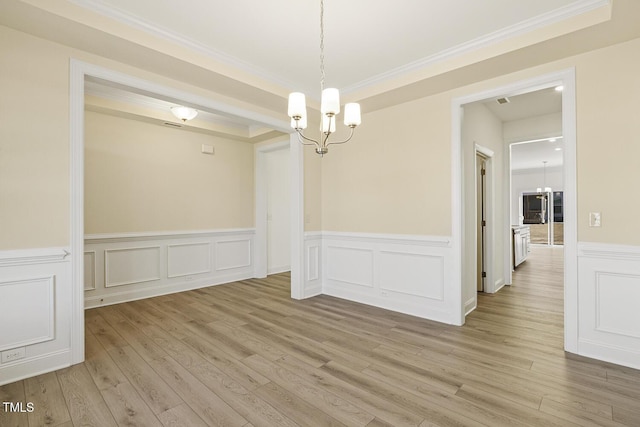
xmin=321 ymin=88 xmax=340 ymax=115
xmin=287 ymin=93 xmax=306 ymax=118
xmin=344 ymin=103 xmax=361 ymax=127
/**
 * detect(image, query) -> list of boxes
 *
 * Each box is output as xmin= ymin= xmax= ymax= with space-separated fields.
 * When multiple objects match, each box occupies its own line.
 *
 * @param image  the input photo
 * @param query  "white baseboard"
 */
xmin=267 ymin=265 xmax=290 ymax=275
xmin=578 ymin=339 xmax=640 ymax=371
xmin=84 ymin=271 xmax=252 ymax=308
xmin=464 ymin=297 xmax=476 ymax=316
xmin=0 ymin=349 xmax=71 ymax=387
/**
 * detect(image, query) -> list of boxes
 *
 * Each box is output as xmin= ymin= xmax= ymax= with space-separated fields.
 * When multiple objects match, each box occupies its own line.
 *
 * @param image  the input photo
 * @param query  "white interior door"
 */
xmin=266 ymin=147 xmax=291 ymax=274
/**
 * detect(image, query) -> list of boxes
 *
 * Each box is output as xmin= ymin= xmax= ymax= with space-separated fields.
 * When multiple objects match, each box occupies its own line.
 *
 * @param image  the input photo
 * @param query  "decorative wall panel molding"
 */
xmin=85 ymin=229 xmax=255 ymax=308
xmin=0 ymin=276 xmax=55 ymax=352
xmin=326 ymin=246 xmax=375 ymax=288
xmin=578 ymin=242 xmax=640 ymax=370
xmin=215 ymin=239 xmax=252 ymax=271
xmin=0 ymin=248 xmax=72 ymax=386
xmin=105 ymin=246 xmax=161 ymax=287
xmin=303 ymin=233 xmax=322 ymax=298
xmin=84 ymin=251 xmax=96 ymax=290
xmin=167 ymin=242 xmax=211 ymax=278
xmin=319 ymin=232 xmax=455 ymax=324
xmin=378 ymin=250 xmax=444 ymax=300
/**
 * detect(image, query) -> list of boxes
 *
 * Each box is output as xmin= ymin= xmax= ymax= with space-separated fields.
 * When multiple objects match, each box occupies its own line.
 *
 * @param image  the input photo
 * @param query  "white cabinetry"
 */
xmin=513 ymin=225 xmax=530 ymax=268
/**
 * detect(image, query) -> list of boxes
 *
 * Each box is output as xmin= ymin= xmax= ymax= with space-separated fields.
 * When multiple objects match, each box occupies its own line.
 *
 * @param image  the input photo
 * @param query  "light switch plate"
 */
xmin=201 ymin=144 xmax=215 ymax=155
xmin=589 ymin=212 xmax=601 ymax=227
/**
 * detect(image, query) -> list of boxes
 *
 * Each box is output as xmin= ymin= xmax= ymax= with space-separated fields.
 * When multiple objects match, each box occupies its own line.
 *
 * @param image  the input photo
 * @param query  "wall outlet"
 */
xmin=1 ymin=347 xmax=26 ymax=364
xmin=589 ymin=212 xmax=601 ymax=227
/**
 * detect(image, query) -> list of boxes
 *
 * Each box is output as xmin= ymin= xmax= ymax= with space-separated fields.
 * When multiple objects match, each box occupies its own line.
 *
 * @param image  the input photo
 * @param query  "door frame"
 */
xmin=254 ymin=139 xmax=295 ymax=278
xmin=475 ymin=144 xmax=495 ymax=295
xmin=69 ymin=59 xmax=302 ymax=364
xmin=451 ymin=68 xmax=578 ymax=353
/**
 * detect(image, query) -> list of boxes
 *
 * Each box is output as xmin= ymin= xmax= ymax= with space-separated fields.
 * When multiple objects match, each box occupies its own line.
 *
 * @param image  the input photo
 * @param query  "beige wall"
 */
xmin=321 ymin=93 xmax=452 ymax=236
xmin=84 ymin=111 xmax=253 ymax=234
xmin=321 ymin=36 xmax=640 ymax=247
xmin=2 ymin=20 xmax=640 ymax=250
xmin=0 ymin=24 xmax=284 ymax=250
xmin=0 ymin=25 xmax=71 ymax=249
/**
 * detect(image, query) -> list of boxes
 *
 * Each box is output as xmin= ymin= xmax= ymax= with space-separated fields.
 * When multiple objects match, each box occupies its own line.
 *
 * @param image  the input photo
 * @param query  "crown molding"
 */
xmin=70 ymin=0 xmax=609 ymax=98
xmin=69 ymin=0 xmax=296 ymax=91
xmin=342 ymin=0 xmax=610 ymax=95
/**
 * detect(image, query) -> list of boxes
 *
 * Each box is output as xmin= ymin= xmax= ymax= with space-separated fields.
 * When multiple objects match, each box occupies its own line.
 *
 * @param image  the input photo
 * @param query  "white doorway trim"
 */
xmin=69 ymin=59 xmax=301 ymax=364
xmin=451 ymin=68 xmax=578 ymax=353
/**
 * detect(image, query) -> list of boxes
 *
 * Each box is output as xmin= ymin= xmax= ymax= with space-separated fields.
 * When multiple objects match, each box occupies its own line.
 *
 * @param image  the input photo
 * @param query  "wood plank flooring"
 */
xmin=2 ymin=245 xmax=640 ymax=426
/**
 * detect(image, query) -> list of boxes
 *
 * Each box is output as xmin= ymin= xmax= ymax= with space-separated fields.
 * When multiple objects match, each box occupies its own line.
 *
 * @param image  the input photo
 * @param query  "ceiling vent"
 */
xmin=163 ymin=122 xmax=182 ymax=128
xmin=496 ymin=97 xmax=510 ymax=105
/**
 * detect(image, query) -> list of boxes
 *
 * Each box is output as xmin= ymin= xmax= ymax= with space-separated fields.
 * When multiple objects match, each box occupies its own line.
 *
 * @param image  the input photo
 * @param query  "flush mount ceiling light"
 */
xmin=170 ymin=106 xmax=198 ymax=122
xmin=287 ymin=0 xmax=361 ymax=156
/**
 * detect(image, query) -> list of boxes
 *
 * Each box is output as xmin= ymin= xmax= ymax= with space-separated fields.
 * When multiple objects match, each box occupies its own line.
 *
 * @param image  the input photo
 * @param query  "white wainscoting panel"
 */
xmin=168 ymin=242 xmax=211 ymax=278
xmin=85 ymin=229 xmax=255 ymax=308
xmin=84 ymin=251 xmax=96 ymax=290
xmin=321 ymin=232 xmax=454 ymax=324
xmin=304 ymin=233 xmax=322 ymax=297
xmin=595 ymin=272 xmax=640 ymax=338
xmin=216 ymin=239 xmax=252 ymax=271
xmin=105 ymin=246 xmax=161 ymax=287
xmin=379 ymin=250 xmax=444 ymax=300
xmin=0 ymin=248 xmax=72 ymax=386
xmin=326 ymin=246 xmax=374 ymax=288
xmin=578 ymin=242 xmax=640 ymax=370
xmin=0 ymin=276 xmax=55 ymax=351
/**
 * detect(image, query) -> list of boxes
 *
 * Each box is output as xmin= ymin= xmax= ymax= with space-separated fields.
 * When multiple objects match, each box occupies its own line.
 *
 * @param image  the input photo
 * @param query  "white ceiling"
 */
xmin=483 ymin=87 xmax=562 ymax=122
xmin=480 ymin=87 xmax=564 ymax=170
xmin=3 ymin=0 xmax=638 ymax=115
xmin=511 ymin=138 xmax=564 ymax=171
xmin=68 ymin=0 xmax=596 ymax=97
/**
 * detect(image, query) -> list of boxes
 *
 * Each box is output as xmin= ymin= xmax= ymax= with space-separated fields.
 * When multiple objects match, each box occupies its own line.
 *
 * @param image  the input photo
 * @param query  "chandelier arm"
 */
xmin=296 ymin=130 xmax=321 ymax=148
xmin=325 ymin=127 xmax=355 ymax=146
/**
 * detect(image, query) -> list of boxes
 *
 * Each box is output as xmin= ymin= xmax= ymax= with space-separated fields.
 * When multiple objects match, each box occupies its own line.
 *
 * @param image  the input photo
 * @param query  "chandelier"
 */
xmin=287 ymin=0 xmax=361 ymax=156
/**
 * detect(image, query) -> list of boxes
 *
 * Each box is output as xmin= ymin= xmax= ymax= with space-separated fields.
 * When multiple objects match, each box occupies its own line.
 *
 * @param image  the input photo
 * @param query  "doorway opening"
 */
xmin=255 ymin=140 xmax=292 ymax=278
xmin=452 ymin=69 xmax=578 ymax=353
xmin=70 ymin=60 xmax=304 ymax=365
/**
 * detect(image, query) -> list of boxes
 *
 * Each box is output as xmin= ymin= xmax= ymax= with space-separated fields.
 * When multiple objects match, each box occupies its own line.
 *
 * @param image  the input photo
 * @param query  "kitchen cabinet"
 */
xmin=513 ymin=225 xmax=530 ymax=268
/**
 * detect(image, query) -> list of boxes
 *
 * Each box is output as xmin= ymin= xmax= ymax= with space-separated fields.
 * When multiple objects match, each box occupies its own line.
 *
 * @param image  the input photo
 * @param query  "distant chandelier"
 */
xmin=287 ymin=0 xmax=361 ymax=156
xmin=536 ymin=160 xmax=552 ymax=194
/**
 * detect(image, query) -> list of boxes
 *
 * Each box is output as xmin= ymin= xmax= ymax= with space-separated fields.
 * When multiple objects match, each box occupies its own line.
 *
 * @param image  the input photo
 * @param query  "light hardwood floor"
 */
xmin=2 ymin=246 xmax=640 ymax=426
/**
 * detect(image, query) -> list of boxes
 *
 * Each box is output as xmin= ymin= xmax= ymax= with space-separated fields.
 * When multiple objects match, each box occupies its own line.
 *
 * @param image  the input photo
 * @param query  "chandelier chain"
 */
xmin=319 ymin=0 xmax=325 ymax=92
